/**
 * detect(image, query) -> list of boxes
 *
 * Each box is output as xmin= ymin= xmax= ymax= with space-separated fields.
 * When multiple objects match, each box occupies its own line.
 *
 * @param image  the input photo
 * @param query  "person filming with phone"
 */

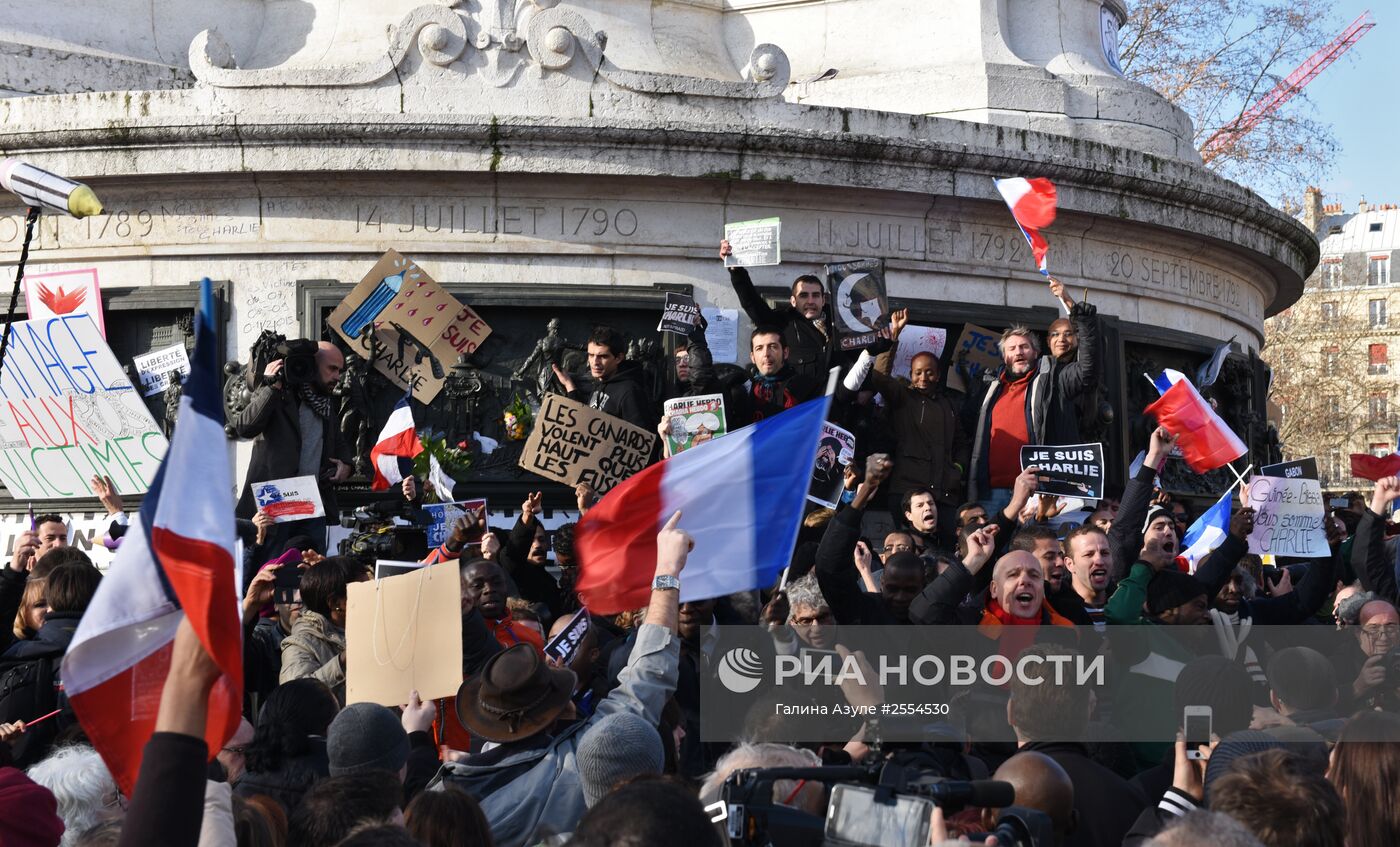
xmin=232 ymin=339 xmax=353 ymax=554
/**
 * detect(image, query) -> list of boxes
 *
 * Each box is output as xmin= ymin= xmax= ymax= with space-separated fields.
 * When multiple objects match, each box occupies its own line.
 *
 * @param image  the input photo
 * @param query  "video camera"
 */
xmin=338 ymin=499 xmax=428 ymax=563
xmin=719 ymin=759 xmax=1053 ymax=847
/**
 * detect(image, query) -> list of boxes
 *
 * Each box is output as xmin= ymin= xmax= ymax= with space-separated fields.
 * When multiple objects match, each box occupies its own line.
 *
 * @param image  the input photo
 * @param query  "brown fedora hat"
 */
xmin=457 ymin=644 xmax=577 ymax=743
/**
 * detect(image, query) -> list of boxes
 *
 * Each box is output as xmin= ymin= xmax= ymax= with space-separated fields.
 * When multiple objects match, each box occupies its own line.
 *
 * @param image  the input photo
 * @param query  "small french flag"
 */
xmin=1145 ymin=370 xmax=1247 ymax=473
xmin=993 ymin=177 xmax=1058 ymax=273
xmin=369 ymin=394 xmax=422 ymax=490
xmin=1182 ymin=490 xmax=1232 ymax=572
xmin=574 ymin=397 xmax=828 ymax=614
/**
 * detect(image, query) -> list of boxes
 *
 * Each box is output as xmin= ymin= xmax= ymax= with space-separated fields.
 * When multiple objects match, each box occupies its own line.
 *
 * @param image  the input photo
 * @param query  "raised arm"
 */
xmin=910 ymin=524 xmax=997 ymax=624
xmin=816 ymin=455 xmax=891 ymax=624
xmin=1353 ymin=478 xmax=1400 ymax=603
xmin=721 ymin=240 xmax=784 ymax=327
xmin=1109 ymin=427 xmax=1177 ymax=583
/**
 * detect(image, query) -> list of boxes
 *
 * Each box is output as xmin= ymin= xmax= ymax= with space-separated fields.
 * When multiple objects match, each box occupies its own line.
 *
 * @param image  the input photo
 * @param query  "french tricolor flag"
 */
xmin=1181 ymin=489 xmax=1232 ymax=573
xmin=993 ymin=177 xmax=1058 ymax=273
xmin=370 ymin=394 xmax=422 ymax=490
xmin=1145 ymin=369 xmax=1247 ymax=473
xmin=61 ymin=279 xmax=242 ymax=795
xmin=575 ymin=397 xmax=828 ymax=614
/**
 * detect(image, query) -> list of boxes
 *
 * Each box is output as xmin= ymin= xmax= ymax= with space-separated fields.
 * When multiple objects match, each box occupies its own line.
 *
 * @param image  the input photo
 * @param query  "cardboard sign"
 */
xmin=23 ymin=268 xmax=105 ymax=337
xmin=657 ymin=292 xmax=701 ymax=336
xmin=346 ymin=561 xmax=463 ymax=707
xmin=1243 ymin=475 xmax=1328 ymax=558
xmin=892 ymin=326 xmax=948 ymax=379
xmin=545 ymin=608 xmax=591 ymax=665
xmin=826 ymin=258 xmax=890 ymax=352
xmin=422 ymin=498 xmax=487 ymax=549
xmin=329 ymin=250 xmax=493 ymax=403
xmin=662 ymin=394 xmax=726 ymax=455
xmin=1021 ymin=443 xmax=1105 ymax=500
xmin=946 ymin=323 xmax=1003 ymax=393
xmin=701 ymin=307 xmax=739 ymax=364
xmin=375 ymin=559 xmax=425 ymax=580
xmin=132 ymin=344 xmax=191 ymax=397
xmin=251 ymin=475 xmax=326 ymax=523
xmin=807 ymin=421 xmax=856 ymax=509
xmin=518 ymin=394 xmax=657 ymax=494
xmin=1260 ymin=457 xmax=1318 ymax=481
xmin=0 ymin=314 xmax=168 ymax=500
xmin=723 ymin=218 xmax=782 ymax=267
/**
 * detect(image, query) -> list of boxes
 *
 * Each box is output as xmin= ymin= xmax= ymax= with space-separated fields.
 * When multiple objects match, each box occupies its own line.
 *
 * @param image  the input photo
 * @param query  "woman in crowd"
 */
xmin=278 ymin=557 xmax=367 ymax=706
xmin=235 ymin=678 xmax=340 ymax=814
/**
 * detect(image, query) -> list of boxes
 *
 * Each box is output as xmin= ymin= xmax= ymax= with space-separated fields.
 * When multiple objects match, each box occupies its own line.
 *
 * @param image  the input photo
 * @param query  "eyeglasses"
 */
xmin=222 ymin=745 xmax=248 ymax=755
xmin=791 ymin=611 xmax=835 ymax=626
xmin=103 ymin=791 xmax=128 ymax=811
xmin=1361 ymin=624 xmax=1400 ymax=639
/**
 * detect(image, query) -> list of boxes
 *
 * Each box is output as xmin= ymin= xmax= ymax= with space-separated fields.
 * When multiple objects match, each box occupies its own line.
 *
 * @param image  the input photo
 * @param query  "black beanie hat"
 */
xmin=1146 ymin=569 xmax=1207 ymax=615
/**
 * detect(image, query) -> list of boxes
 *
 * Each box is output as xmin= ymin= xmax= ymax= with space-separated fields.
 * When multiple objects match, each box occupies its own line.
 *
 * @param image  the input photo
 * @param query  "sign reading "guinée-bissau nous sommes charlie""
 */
xmin=0 ymin=314 xmax=167 ymax=499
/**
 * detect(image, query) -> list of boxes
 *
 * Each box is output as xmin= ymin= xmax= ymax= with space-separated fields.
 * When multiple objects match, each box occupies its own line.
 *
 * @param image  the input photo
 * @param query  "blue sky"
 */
xmin=1303 ymin=2 xmax=1400 ymax=208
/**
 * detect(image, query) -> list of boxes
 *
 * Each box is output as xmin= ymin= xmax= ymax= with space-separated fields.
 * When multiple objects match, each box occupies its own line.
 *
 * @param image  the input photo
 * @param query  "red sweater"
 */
xmin=988 ymin=372 xmax=1032 ymax=487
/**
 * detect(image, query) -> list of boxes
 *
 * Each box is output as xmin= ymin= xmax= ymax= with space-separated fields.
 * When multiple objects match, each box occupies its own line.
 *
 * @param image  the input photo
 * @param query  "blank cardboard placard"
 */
xmin=346 ymin=560 xmax=463 ymax=706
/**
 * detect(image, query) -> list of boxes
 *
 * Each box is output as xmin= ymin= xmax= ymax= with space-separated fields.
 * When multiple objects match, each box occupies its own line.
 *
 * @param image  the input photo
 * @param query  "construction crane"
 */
xmin=1199 ymin=10 xmax=1375 ymax=162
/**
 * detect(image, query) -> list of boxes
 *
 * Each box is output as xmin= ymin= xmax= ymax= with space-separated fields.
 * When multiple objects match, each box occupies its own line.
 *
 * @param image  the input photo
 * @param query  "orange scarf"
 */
xmin=978 ymin=597 xmax=1076 ymax=670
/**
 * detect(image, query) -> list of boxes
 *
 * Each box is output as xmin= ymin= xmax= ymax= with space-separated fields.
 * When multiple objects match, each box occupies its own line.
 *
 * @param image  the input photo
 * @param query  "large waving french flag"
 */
xmin=62 ymin=279 xmax=242 ymax=795
xmin=1145 ymin=369 xmax=1247 ymax=473
xmin=994 ymin=177 xmax=1058 ymax=273
xmin=370 ymin=393 xmax=422 ymax=490
xmin=575 ymin=397 xmax=828 ymax=614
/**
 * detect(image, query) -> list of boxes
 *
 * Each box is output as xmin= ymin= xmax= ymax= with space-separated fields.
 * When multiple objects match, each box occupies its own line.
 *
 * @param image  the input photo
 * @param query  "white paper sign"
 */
xmin=1243 ymin=475 xmax=1328 ymax=558
xmin=131 ymin=344 xmax=191 ymax=397
xmin=251 ymin=475 xmax=326 ymax=523
xmin=701 ymin=307 xmax=740 ymax=364
xmin=0 ymin=314 xmax=168 ymax=500
xmin=892 ymin=326 xmax=948 ymax=379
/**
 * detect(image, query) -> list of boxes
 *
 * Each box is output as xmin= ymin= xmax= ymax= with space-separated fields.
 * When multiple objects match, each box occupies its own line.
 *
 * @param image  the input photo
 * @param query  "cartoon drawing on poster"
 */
xmin=23 ymin=268 xmax=105 ymax=337
xmin=328 ymin=250 xmax=493 ymax=403
xmin=825 ymin=258 xmax=890 ymax=351
xmin=661 ymin=394 xmax=726 ymax=454
xmin=807 ymin=422 xmax=856 ymax=509
xmin=0 ymin=314 xmax=168 ymax=500
xmin=132 ymin=344 xmax=191 ymax=397
xmin=252 ymin=475 xmax=326 ymax=523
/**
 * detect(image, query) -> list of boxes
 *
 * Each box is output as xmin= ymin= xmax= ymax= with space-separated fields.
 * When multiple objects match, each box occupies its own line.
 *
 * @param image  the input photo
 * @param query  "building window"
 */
xmin=1327 ymin=450 xmax=1343 ymax=480
xmin=1370 ymin=257 xmax=1390 ymax=287
xmin=1322 ymin=301 xmax=1338 ymax=323
xmin=1372 ymin=299 xmax=1388 ymax=327
xmin=1324 ymin=346 xmax=1340 ymax=375
xmin=1372 ymin=443 xmax=1392 ymax=457
xmin=1371 ymin=222 xmax=1384 ymax=233
xmin=1327 ymin=395 xmax=1342 ymax=430
xmin=1371 ymin=343 xmax=1390 ymax=375
xmin=1322 ymin=262 xmax=1342 ymax=289
xmin=1371 ymin=393 xmax=1388 ymax=421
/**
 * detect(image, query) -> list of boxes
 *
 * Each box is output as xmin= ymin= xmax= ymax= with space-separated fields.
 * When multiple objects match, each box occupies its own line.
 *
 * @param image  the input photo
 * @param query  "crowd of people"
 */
xmin=1 ymin=243 xmax=1399 ymax=847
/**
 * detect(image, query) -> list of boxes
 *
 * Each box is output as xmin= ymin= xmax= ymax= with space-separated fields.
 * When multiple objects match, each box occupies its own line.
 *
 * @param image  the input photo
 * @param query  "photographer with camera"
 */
xmin=233 ymin=339 xmax=353 ymax=553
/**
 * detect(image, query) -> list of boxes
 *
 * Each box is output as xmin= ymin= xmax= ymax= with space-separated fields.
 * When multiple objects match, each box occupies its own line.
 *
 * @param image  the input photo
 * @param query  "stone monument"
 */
xmin=0 ymin=0 xmax=1316 ymax=502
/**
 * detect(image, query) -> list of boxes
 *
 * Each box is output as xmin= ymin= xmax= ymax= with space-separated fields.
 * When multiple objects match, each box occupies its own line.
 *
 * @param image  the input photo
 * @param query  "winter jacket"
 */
xmin=0 ymin=565 xmax=25 ymax=656
xmin=500 ymin=517 xmax=562 ymax=620
xmin=740 ymin=365 xmax=821 ymax=424
xmin=1020 ymin=741 xmax=1147 ymax=847
xmin=1353 ymin=506 xmax=1399 ymax=605
xmin=0 ymin=612 xmax=81 ymax=766
xmin=816 ymin=505 xmax=901 ymax=625
xmin=729 ymin=266 xmax=837 ymax=382
xmin=279 ymin=610 xmax=346 ymax=705
xmin=567 ymin=360 xmax=655 ymax=432
xmin=432 ymin=622 xmax=679 ymax=847
xmin=244 ymin=616 xmax=287 ymax=715
xmin=869 ymin=349 xmax=969 ymax=503
xmin=964 ymin=302 xmax=1100 ymax=501
xmin=118 ymin=732 xmax=209 ymax=847
xmin=230 ymin=383 xmax=352 ymax=520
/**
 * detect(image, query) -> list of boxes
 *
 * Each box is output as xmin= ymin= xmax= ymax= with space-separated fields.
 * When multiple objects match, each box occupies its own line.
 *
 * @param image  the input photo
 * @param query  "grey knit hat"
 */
xmin=327 ymin=703 xmax=410 ymax=777
xmin=576 ymin=712 xmax=665 ymax=807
